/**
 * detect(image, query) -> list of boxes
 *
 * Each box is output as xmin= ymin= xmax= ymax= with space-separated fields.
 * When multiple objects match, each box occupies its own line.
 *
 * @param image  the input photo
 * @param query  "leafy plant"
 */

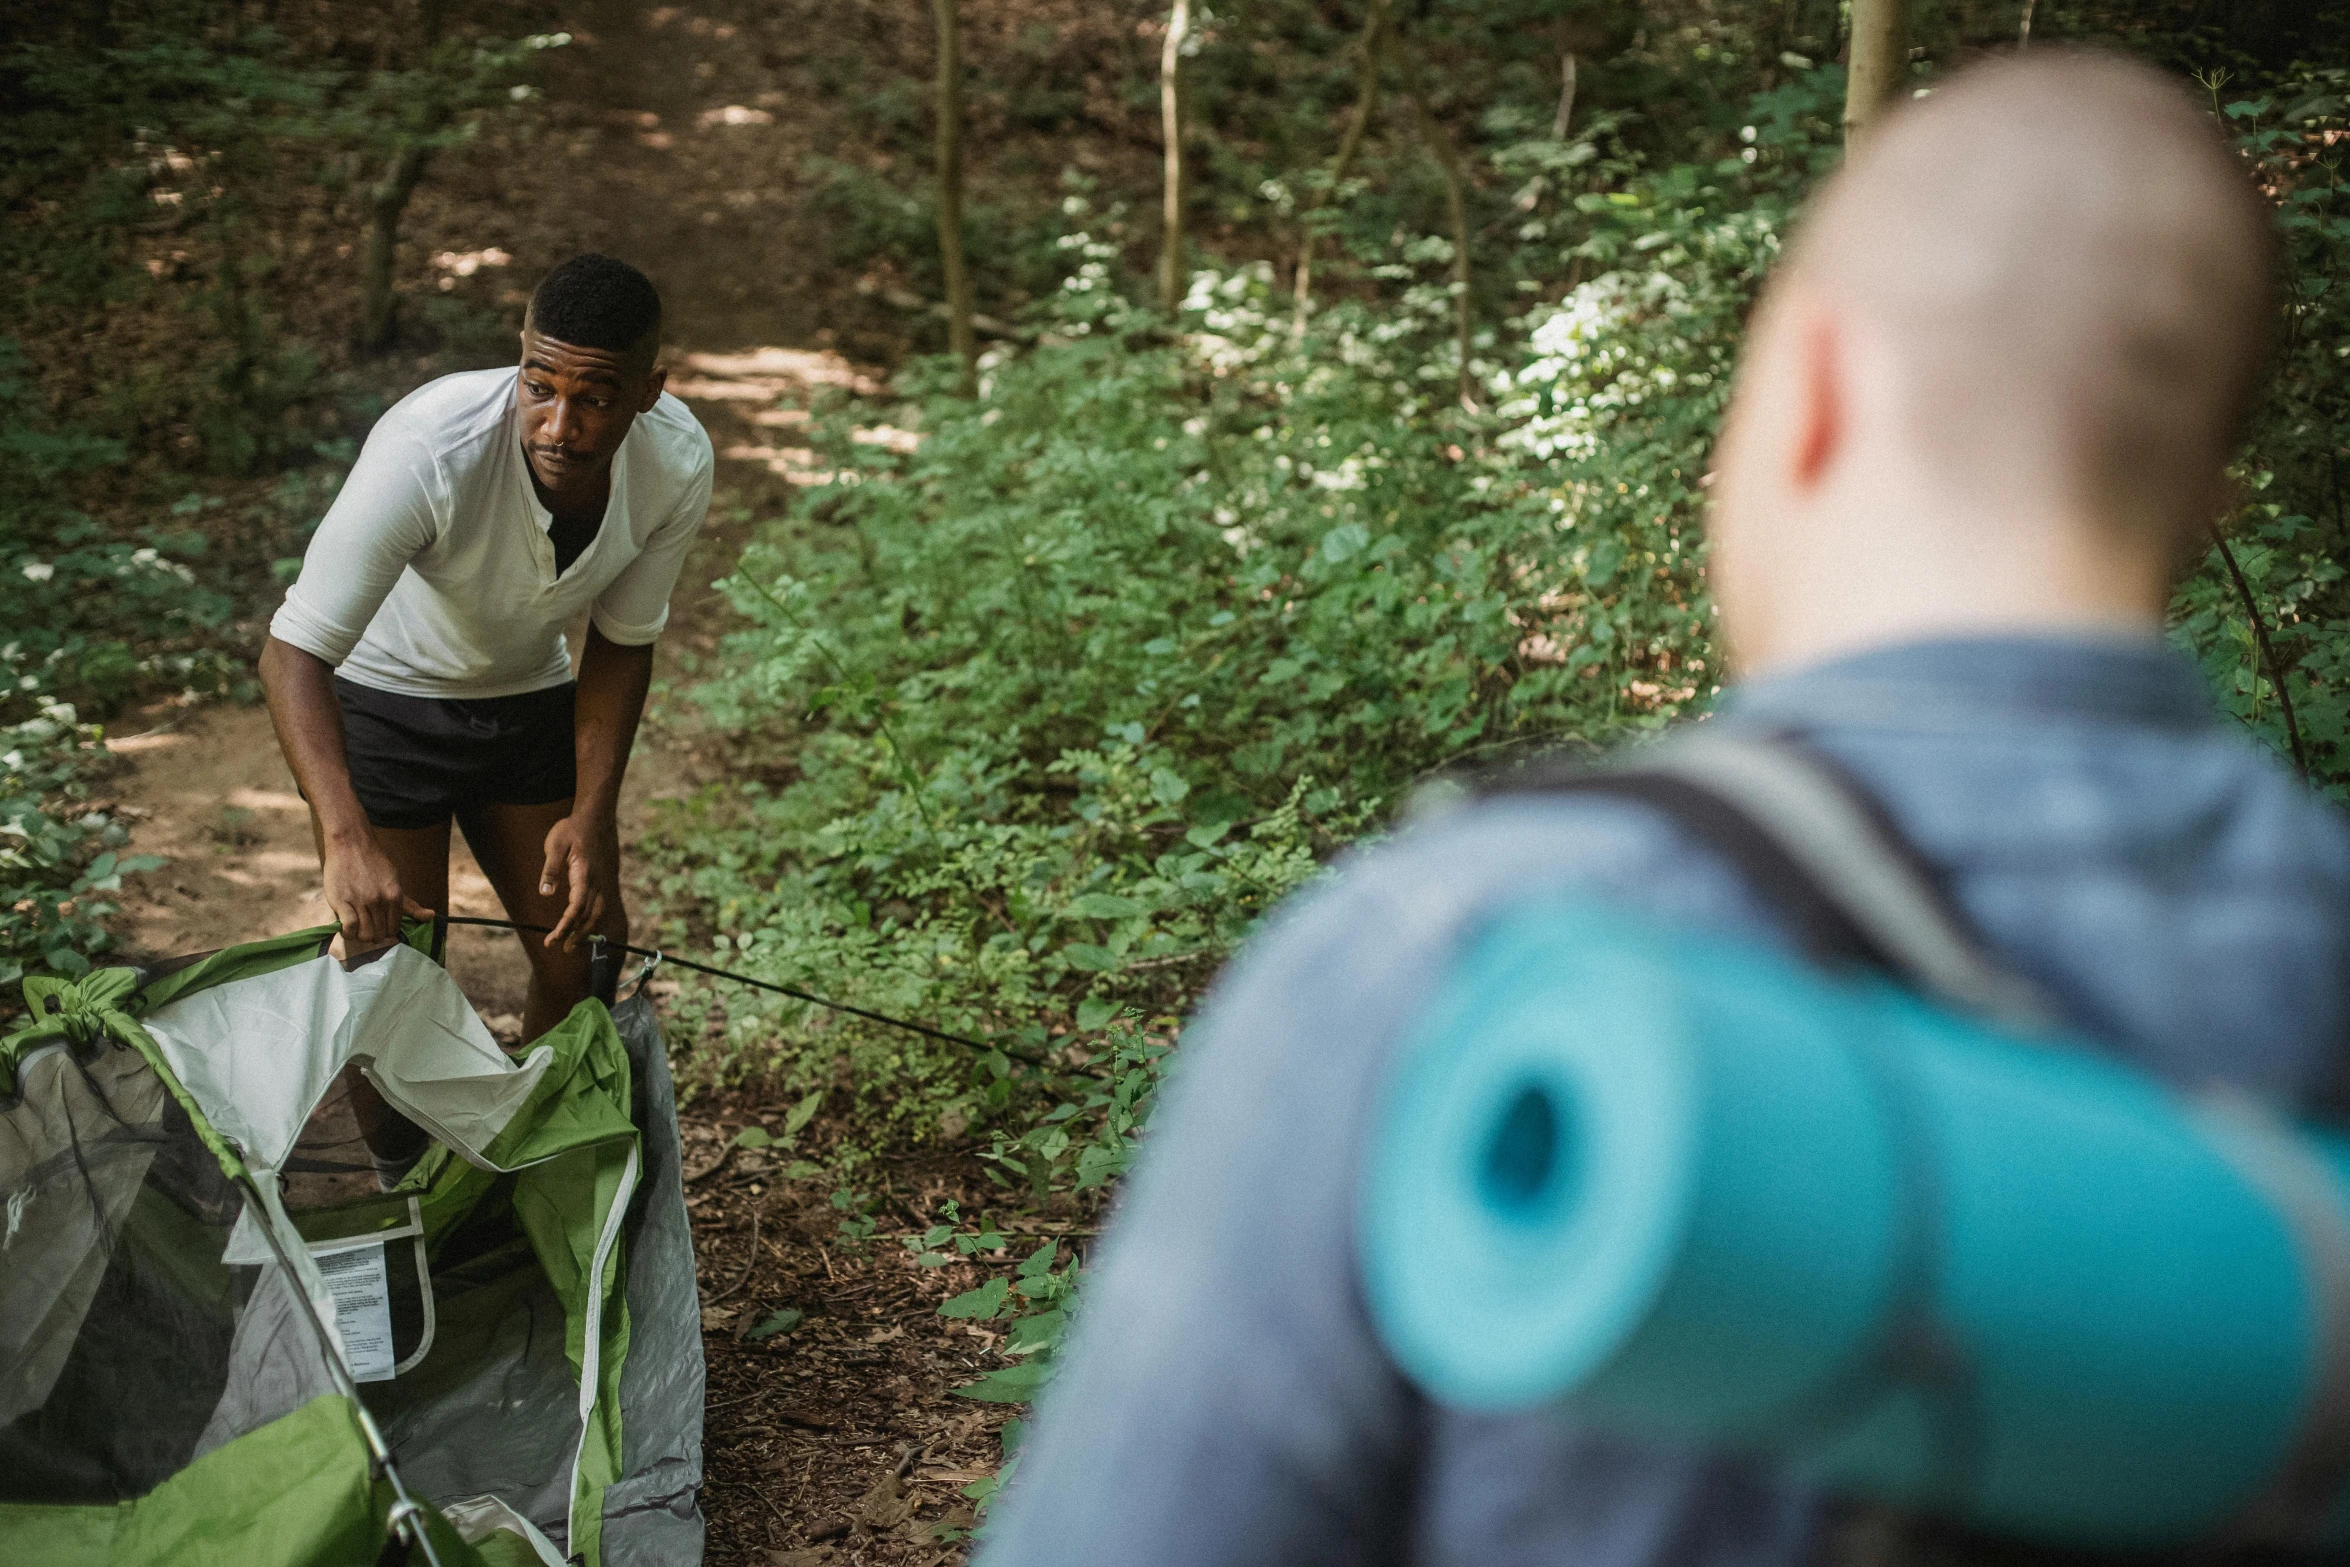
xmin=939 ymin=1240 xmax=1080 ymax=1405
xmin=0 ymin=341 xmax=195 ymax=982
xmin=643 ymin=53 xmax=2350 ymax=1539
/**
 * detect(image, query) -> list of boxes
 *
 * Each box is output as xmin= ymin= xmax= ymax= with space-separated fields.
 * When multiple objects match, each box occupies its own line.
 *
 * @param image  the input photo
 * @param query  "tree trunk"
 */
xmin=353 ymin=0 xmax=449 ymax=357
xmin=358 ymin=140 xmax=435 ymax=355
xmin=1843 ymin=0 xmax=1908 ymax=151
xmin=1403 ymin=62 xmax=1474 ymax=411
xmin=933 ymin=0 xmax=976 ymax=394
xmin=2018 ymin=0 xmax=2037 ymax=48
xmin=1552 ymin=51 xmax=1578 ymax=140
xmin=1157 ymin=0 xmax=1192 ymax=315
xmin=1292 ymin=0 xmax=1393 ymax=334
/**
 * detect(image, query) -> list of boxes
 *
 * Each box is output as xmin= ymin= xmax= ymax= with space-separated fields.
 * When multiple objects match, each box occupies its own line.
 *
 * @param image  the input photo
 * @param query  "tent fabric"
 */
xmin=0 ymin=926 xmax=705 ymax=1566
xmin=603 ymin=992 xmax=708 ymax=1564
xmin=368 ymin=990 xmax=706 ymax=1564
xmin=0 ymin=1392 xmax=440 ymax=1567
xmin=139 ymin=943 xmax=555 ymax=1178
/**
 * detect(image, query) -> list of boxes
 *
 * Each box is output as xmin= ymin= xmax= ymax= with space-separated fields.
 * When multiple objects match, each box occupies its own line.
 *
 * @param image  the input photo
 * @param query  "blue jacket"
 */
xmin=980 ymin=634 xmax=2350 ymax=1567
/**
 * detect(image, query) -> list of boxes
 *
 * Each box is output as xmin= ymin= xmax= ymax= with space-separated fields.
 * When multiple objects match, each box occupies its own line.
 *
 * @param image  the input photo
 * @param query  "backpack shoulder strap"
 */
xmin=1479 ymin=729 xmax=2055 ymax=1032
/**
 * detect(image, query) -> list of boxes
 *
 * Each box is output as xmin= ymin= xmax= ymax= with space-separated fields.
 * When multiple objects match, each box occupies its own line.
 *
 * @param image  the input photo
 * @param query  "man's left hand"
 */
xmin=539 ymin=813 xmax=618 ymax=950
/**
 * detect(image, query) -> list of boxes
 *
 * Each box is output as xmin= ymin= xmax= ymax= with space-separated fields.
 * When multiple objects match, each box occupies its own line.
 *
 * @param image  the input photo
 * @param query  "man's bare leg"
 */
xmin=459 ymin=797 xmax=627 ymax=1042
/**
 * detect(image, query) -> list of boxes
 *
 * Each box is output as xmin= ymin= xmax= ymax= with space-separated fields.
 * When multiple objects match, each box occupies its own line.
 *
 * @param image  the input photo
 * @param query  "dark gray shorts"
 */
xmin=332 ymin=676 xmax=577 ymax=831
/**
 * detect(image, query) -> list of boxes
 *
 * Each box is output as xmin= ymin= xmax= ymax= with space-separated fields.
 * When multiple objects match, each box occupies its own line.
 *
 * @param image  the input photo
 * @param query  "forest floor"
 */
xmin=99 ymin=348 xmax=1014 ymax=1567
xmin=83 ymin=3 xmax=1109 ymax=1557
xmin=100 ymin=349 xmax=1015 ymax=1567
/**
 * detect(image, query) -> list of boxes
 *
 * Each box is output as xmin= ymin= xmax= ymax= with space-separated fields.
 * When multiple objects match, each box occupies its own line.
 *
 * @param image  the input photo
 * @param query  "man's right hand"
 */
xmin=322 ymin=830 xmax=429 ymax=959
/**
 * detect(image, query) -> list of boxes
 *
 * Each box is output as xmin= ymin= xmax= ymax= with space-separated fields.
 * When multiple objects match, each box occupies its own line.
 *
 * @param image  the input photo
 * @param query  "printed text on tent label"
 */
xmin=318 ymin=1241 xmax=397 ymax=1382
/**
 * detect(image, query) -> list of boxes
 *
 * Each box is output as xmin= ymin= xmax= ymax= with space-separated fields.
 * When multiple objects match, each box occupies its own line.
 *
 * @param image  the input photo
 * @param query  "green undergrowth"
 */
xmin=0 ymin=330 xmax=372 ymax=985
xmin=642 ymin=66 xmax=1835 ymax=1455
xmin=641 ymin=48 xmax=2350 ymax=1518
xmin=2169 ymin=68 xmax=2350 ymax=782
xmin=0 ymin=9 xmax=562 ymax=988
xmin=0 ymin=341 xmax=232 ymax=981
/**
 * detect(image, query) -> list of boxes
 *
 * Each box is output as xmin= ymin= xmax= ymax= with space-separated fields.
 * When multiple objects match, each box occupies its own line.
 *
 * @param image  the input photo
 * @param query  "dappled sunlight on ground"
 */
xmin=673 ymin=345 xmax=899 ymax=483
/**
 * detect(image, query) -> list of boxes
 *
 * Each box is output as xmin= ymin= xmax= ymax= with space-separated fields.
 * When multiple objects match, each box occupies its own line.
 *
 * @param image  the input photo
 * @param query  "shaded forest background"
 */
xmin=7 ymin=0 xmax=2350 ymax=1542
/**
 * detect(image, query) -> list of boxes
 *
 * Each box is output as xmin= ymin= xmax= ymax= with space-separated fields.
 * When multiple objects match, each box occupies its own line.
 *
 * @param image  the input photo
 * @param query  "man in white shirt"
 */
xmin=261 ymin=254 xmax=713 ymax=1058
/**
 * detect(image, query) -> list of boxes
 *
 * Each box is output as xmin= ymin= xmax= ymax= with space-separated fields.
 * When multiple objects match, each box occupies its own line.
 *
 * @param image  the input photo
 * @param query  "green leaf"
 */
xmin=940 ymin=1277 xmax=1011 ymax=1319
xmin=1075 ymin=997 xmax=1120 ymax=1031
xmin=745 ymin=1307 xmax=804 ymax=1341
xmin=1059 ymin=942 xmax=1120 ymax=972
xmin=1147 ymin=767 xmax=1191 ymax=805
xmin=782 ymin=1160 xmax=823 ymax=1180
xmin=1320 ymin=522 xmax=1370 ymax=562
xmin=1016 ymin=1240 xmax=1060 ymax=1279
xmin=783 ymin=1089 xmax=824 ymax=1137
xmin=1065 ymin=892 xmax=1145 ymax=919
xmin=1005 ymin=1308 xmax=1066 ymax=1356
xmin=733 ymin=1125 xmax=773 ymax=1149
xmin=1074 ymin=1142 xmax=1131 ymax=1190
xmin=1231 ymin=740 xmax=1285 ymax=778
xmin=953 ymin=1358 xmax=1056 ymax=1404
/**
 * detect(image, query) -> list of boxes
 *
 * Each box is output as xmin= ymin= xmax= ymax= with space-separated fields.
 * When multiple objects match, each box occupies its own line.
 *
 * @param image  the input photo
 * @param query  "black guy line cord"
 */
xmin=438 ymin=915 xmax=1073 ymax=1071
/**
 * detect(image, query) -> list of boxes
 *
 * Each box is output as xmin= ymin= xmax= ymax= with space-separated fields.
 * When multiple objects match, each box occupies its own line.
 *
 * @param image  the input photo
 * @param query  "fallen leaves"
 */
xmin=860 ymin=1471 xmax=917 ymax=1532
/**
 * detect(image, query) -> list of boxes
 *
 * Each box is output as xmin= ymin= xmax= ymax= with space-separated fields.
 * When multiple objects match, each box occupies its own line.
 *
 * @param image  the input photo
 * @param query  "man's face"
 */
xmin=515 ymin=325 xmax=666 ymax=494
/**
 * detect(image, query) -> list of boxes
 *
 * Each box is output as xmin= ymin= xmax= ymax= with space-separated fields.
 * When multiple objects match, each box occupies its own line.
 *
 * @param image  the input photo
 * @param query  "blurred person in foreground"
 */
xmin=978 ymin=50 xmax=2350 ymax=1567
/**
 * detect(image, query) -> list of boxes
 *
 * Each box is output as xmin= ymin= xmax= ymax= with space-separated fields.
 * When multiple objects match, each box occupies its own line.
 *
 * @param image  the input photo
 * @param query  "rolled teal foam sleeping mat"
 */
xmin=1359 ymin=901 xmax=2350 ymax=1551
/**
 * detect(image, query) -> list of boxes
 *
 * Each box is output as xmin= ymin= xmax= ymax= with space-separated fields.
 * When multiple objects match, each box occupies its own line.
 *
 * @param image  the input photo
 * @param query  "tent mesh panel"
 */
xmin=0 ymin=1033 xmax=345 ymax=1505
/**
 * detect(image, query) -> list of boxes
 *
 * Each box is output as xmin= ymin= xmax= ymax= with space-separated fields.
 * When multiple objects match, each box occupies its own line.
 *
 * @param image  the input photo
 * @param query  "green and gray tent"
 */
xmin=0 ymin=924 xmax=705 ymax=1565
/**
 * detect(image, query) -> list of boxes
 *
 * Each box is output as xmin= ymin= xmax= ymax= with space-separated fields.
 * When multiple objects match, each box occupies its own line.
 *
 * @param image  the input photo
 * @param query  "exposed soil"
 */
xmin=75 ymin=0 xmax=1118 ymax=1531
xmin=64 ymin=2 xmax=1174 ymax=1554
xmin=100 ymin=346 xmax=1015 ymax=1567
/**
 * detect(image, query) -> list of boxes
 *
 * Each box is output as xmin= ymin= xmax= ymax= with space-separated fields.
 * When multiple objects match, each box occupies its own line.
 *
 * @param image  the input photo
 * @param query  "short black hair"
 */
xmin=526 ymin=253 xmax=662 ymax=354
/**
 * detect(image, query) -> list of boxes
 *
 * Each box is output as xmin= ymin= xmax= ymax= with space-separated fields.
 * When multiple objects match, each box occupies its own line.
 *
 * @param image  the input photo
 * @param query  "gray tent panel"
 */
xmin=604 ymin=991 xmax=707 ymax=1564
xmin=361 ymin=990 xmax=705 ymax=1560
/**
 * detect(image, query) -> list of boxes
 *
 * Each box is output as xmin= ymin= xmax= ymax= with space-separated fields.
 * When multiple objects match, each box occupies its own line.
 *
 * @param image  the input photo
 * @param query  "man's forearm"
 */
xmin=260 ymin=636 xmax=370 ymax=845
xmin=572 ymin=626 xmax=655 ymax=826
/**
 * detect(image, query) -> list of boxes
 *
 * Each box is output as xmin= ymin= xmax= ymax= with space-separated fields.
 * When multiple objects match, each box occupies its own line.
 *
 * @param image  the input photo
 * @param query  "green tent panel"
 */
xmin=0 ymin=923 xmax=705 ymax=1565
xmin=0 ymin=1393 xmax=490 ymax=1566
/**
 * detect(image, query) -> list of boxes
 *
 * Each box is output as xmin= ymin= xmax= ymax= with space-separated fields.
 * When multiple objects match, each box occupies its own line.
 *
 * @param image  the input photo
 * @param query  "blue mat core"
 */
xmin=1483 ymin=1081 xmax=1573 ymax=1220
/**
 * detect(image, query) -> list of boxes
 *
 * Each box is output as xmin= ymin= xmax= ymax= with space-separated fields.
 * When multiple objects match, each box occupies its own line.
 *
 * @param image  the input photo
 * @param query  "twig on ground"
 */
xmin=706 ymin=1211 xmax=762 ymax=1306
xmin=707 ymin=1388 xmax=769 ymax=1413
xmin=2212 ymin=524 xmax=2310 ymax=775
xmin=746 ymin=1479 xmax=791 ymax=1537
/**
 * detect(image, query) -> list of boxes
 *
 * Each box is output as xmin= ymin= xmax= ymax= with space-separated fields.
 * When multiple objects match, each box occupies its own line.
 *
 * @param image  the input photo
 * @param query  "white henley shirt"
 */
xmin=269 ymin=367 xmax=715 ymax=699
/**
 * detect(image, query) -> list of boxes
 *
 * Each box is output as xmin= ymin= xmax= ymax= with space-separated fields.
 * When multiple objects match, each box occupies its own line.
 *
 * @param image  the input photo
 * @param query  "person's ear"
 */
xmin=640 ymin=364 xmax=667 ymax=413
xmin=1789 ymin=304 xmax=1844 ymax=494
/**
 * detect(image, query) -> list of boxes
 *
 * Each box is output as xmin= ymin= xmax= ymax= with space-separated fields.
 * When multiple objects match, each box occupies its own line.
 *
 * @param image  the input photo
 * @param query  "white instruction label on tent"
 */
xmin=316 ymin=1242 xmax=396 ymax=1382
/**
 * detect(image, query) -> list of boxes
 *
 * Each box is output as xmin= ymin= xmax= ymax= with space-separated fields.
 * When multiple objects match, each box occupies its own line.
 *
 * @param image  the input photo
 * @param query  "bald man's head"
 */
xmin=1709 ymin=50 xmax=2277 ymax=676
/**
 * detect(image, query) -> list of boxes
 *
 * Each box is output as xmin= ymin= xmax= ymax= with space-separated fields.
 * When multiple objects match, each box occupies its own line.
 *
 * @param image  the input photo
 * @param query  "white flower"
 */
xmin=19 ymin=563 xmax=53 ymax=583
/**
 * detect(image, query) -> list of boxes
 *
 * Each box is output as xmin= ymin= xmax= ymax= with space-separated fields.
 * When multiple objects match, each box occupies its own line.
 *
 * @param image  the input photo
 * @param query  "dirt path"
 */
xmin=99 ymin=348 xmax=809 ymax=1017
xmin=102 ymin=352 xmax=1011 ymax=1565
xmin=81 ymin=2 xmax=1104 ymax=1552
